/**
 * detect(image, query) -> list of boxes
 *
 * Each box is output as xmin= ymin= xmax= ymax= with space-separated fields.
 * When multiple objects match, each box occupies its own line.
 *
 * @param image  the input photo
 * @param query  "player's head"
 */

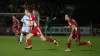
xmin=65 ymin=15 xmax=69 ymax=20
xmin=25 ymin=8 xmax=32 ymax=16
xmin=12 ymin=15 xmax=17 ymax=20
xmin=47 ymin=16 xmax=49 ymax=20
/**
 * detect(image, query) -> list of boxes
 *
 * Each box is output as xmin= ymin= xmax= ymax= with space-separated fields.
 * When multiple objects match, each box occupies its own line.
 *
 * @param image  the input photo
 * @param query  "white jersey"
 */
xmin=21 ymin=15 xmax=30 ymax=25
xmin=21 ymin=15 xmax=31 ymax=33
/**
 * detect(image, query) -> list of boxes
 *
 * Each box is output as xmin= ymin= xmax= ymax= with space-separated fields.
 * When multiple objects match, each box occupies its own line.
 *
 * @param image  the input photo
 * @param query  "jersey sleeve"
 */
xmin=16 ymin=19 xmax=20 ymax=24
xmin=30 ymin=14 xmax=36 ymax=21
xmin=29 ymin=15 xmax=33 ymax=21
xmin=21 ymin=15 xmax=25 ymax=22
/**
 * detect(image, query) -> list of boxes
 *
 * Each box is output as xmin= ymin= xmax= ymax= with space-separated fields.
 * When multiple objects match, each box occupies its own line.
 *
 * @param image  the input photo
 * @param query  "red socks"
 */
xmin=79 ymin=42 xmax=88 ymax=45
xmin=46 ymin=38 xmax=54 ymax=42
xmin=27 ymin=39 xmax=31 ymax=46
xmin=26 ymin=38 xmax=54 ymax=47
xmin=68 ymin=42 xmax=71 ymax=49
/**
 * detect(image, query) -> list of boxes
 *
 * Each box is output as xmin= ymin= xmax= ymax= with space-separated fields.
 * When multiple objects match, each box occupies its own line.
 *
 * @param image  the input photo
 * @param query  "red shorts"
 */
xmin=30 ymin=26 xmax=43 ymax=37
xmin=71 ymin=30 xmax=81 ymax=41
xmin=13 ymin=27 xmax=20 ymax=33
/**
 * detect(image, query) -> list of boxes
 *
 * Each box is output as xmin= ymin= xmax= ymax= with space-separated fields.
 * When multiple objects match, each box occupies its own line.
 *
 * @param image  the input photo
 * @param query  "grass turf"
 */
xmin=0 ymin=36 xmax=100 ymax=56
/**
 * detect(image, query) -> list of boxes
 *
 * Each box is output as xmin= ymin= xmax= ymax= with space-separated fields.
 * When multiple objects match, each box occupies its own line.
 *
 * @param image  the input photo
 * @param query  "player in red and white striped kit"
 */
xmin=24 ymin=8 xmax=58 ymax=49
xmin=64 ymin=15 xmax=92 ymax=51
xmin=12 ymin=15 xmax=20 ymax=42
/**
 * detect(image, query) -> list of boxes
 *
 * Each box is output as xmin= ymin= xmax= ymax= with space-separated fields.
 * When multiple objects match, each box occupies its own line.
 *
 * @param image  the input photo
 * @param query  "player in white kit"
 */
xmin=19 ymin=15 xmax=32 ymax=44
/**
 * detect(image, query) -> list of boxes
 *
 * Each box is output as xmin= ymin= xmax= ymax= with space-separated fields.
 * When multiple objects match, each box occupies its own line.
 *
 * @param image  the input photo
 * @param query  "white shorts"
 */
xmin=21 ymin=27 xmax=31 ymax=33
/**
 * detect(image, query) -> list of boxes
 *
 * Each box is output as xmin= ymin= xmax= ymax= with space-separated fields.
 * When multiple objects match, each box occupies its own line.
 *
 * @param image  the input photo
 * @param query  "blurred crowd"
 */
xmin=0 ymin=2 xmax=65 ymax=17
xmin=0 ymin=1 xmax=100 ymax=26
xmin=0 ymin=2 xmax=68 ymax=27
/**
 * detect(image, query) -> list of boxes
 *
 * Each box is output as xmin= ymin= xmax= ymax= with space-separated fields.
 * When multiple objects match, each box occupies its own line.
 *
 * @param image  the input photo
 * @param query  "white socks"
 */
xmin=20 ymin=33 xmax=24 ymax=42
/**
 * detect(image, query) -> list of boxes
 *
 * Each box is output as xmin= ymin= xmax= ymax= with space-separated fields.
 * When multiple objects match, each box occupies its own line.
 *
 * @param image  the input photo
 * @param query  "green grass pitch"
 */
xmin=0 ymin=36 xmax=100 ymax=56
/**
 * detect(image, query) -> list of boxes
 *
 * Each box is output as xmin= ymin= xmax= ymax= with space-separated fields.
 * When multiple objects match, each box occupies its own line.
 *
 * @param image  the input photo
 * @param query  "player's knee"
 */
xmin=15 ymin=33 xmax=18 ymax=35
xmin=21 ymin=33 xmax=23 ymax=35
xmin=68 ymin=40 xmax=71 ymax=43
xmin=26 ymin=33 xmax=33 ymax=39
xmin=40 ymin=36 xmax=46 ymax=41
xmin=26 ymin=36 xmax=30 ymax=39
xmin=75 ymin=40 xmax=79 ymax=43
xmin=67 ymin=39 xmax=71 ymax=43
xmin=42 ymin=38 xmax=46 ymax=41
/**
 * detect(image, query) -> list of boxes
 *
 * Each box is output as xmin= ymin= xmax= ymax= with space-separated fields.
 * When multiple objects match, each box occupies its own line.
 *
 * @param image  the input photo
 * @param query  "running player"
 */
xmin=19 ymin=15 xmax=32 ymax=44
xmin=40 ymin=16 xmax=56 ymax=37
xmin=24 ymin=8 xmax=58 ymax=49
xmin=64 ymin=15 xmax=92 ymax=51
xmin=12 ymin=15 xmax=20 ymax=42
xmin=32 ymin=9 xmax=40 ymax=26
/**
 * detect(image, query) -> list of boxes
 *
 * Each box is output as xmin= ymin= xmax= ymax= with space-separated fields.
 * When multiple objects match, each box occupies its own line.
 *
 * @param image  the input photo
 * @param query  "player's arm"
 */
xmin=71 ymin=25 xmax=75 ymax=33
xmin=13 ymin=23 xmax=20 ymax=25
xmin=25 ymin=17 xmax=33 ymax=27
xmin=21 ymin=15 xmax=27 ymax=22
xmin=64 ymin=22 xmax=72 ymax=28
xmin=51 ymin=17 xmax=56 ymax=20
xmin=22 ymin=22 xmax=26 ymax=26
xmin=21 ymin=15 xmax=26 ymax=26
xmin=12 ymin=24 xmax=15 ymax=28
xmin=17 ymin=20 xmax=20 ymax=26
xmin=69 ymin=25 xmax=75 ymax=38
xmin=64 ymin=26 xmax=71 ymax=28
xmin=13 ymin=22 xmax=19 ymax=27
xmin=21 ymin=17 xmax=24 ymax=22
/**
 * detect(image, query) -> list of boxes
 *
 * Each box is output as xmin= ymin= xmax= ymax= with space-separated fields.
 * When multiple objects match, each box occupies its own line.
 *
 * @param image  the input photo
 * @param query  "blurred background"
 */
xmin=0 ymin=0 xmax=100 ymax=35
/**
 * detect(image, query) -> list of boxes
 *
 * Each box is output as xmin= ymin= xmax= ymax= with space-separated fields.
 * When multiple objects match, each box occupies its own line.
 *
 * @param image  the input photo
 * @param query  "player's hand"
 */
xmin=75 ymin=38 xmax=79 ymax=42
xmin=18 ymin=26 xmax=20 ymax=28
xmin=64 ymin=26 xmax=71 ymax=28
xmin=23 ymin=23 xmax=27 ymax=27
xmin=64 ymin=26 xmax=69 ymax=28
xmin=12 ymin=25 xmax=16 ymax=28
xmin=64 ymin=26 xmax=67 ymax=28
xmin=23 ymin=24 xmax=26 ymax=27
xmin=53 ymin=17 xmax=56 ymax=20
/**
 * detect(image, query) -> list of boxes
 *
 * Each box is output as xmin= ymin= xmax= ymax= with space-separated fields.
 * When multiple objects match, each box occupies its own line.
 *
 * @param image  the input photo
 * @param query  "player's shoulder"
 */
xmin=16 ymin=19 xmax=20 ymax=22
xmin=30 ymin=13 xmax=36 ymax=18
xmin=70 ymin=18 xmax=75 ymax=21
xmin=23 ymin=15 xmax=29 ymax=18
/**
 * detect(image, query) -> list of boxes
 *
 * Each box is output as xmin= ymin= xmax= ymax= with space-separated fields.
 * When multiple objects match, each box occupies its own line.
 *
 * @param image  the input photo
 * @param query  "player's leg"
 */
xmin=49 ymin=27 xmax=52 ymax=38
xmin=19 ymin=32 xmax=24 ymax=43
xmin=75 ymin=30 xmax=92 ymax=47
xmin=37 ymin=27 xmax=58 ymax=46
xmin=39 ymin=35 xmax=58 ymax=46
xmin=19 ymin=27 xmax=30 ymax=43
xmin=45 ymin=25 xmax=49 ymax=36
xmin=13 ymin=28 xmax=20 ymax=42
xmin=45 ymin=26 xmax=47 ymax=36
xmin=25 ymin=33 xmax=34 ymax=49
xmin=45 ymin=26 xmax=52 ymax=38
xmin=15 ymin=31 xmax=20 ymax=42
xmin=64 ymin=35 xmax=73 ymax=51
xmin=79 ymin=41 xmax=92 ymax=46
xmin=64 ymin=31 xmax=75 ymax=51
xmin=25 ymin=27 xmax=37 ymax=49
xmin=76 ymin=38 xmax=92 ymax=47
xmin=25 ymin=27 xmax=32 ymax=43
xmin=19 ymin=27 xmax=25 ymax=43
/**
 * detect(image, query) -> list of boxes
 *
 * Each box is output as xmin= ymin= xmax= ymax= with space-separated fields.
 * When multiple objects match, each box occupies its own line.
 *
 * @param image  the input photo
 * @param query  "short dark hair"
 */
xmin=25 ymin=8 xmax=32 ymax=13
xmin=65 ymin=14 xmax=71 ymax=17
xmin=12 ymin=15 xmax=17 ymax=18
